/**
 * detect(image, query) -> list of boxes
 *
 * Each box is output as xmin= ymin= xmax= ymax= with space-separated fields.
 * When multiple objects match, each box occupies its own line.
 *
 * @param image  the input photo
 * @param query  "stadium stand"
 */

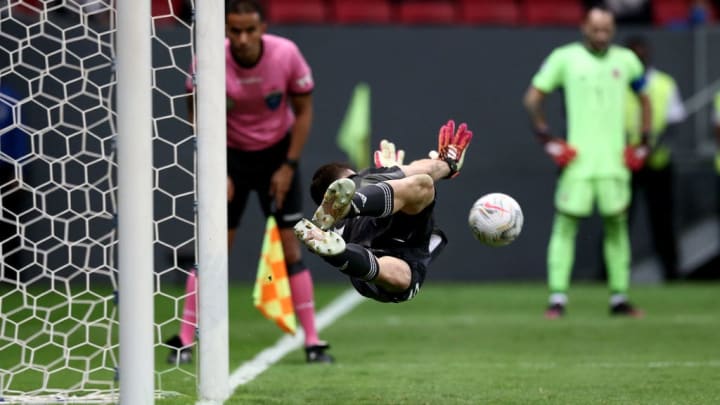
xmin=265 ymin=0 xmax=328 ymax=24
xmin=458 ymin=0 xmax=521 ymax=25
xmin=331 ymin=0 xmax=394 ymax=25
xmin=521 ymin=0 xmax=584 ymax=26
xmin=396 ymin=1 xmax=458 ymax=25
xmin=152 ymin=0 xmax=186 ymax=25
xmin=8 ymin=1 xmax=720 ymax=29
xmin=652 ymin=0 xmax=692 ymax=26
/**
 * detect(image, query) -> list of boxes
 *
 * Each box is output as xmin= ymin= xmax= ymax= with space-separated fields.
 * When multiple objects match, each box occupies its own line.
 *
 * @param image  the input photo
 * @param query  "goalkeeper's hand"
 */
xmin=436 ymin=119 xmax=473 ymax=178
xmin=373 ymin=139 xmax=405 ymax=168
xmin=624 ymin=144 xmax=649 ymax=171
xmin=543 ymin=138 xmax=577 ymax=168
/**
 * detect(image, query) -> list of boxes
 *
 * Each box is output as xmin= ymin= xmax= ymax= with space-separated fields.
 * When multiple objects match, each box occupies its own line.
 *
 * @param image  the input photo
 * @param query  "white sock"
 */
xmin=549 ymin=292 xmax=568 ymax=305
xmin=610 ymin=293 xmax=628 ymax=306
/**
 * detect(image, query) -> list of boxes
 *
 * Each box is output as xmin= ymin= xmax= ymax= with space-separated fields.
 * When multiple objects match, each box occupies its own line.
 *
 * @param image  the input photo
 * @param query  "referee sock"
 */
xmin=179 ymin=268 xmax=197 ymax=346
xmin=288 ymin=269 xmax=320 ymax=347
xmin=321 ymin=243 xmax=379 ymax=281
xmin=348 ymin=183 xmax=394 ymax=218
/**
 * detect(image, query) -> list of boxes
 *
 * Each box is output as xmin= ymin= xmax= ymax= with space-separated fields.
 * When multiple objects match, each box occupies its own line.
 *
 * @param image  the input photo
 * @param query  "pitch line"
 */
xmin=228 ymin=289 xmax=364 ymax=389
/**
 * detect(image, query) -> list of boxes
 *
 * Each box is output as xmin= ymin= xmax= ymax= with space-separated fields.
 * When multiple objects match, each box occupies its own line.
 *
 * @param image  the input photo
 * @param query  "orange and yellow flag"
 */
xmin=253 ymin=216 xmax=297 ymax=334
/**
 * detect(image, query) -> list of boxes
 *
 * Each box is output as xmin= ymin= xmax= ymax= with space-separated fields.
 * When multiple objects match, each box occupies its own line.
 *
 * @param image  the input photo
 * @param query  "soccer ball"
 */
xmin=468 ymin=193 xmax=523 ymax=247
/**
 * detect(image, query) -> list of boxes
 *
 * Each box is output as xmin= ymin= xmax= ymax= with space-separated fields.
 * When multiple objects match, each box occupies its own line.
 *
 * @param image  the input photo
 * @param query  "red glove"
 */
xmin=624 ymin=145 xmax=649 ymax=171
xmin=543 ymin=138 xmax=577 ymax=167
xmin=436 ymin=119 xmax=473 ymax=178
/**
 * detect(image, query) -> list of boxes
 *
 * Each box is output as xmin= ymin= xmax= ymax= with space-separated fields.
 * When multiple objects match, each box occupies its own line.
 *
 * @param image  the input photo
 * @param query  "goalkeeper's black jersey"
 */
xmin=338 ymin=166 xmax=447 ymax=303
xmin=335 ymin=165 xmax=442 ymax=259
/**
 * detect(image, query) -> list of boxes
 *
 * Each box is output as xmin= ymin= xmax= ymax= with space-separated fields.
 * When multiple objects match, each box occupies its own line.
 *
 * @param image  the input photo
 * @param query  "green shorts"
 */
xmin=554 ymin=176 xmax=630 ymax=217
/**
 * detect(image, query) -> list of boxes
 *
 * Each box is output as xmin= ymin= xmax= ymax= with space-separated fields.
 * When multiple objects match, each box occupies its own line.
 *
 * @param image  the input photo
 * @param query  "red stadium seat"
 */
xmin=11 ymin=0 xmax=44 ymax=17
xmin=521 ymin=0 xmax=583 ymax=26
xmin=152 ymin=0 xmax=185 ymax=26
xmin=396 ymin=1 xmax=458 ymax=25
xmin=458 ymin=0 xmax=520 ymax=26
xmin=265 ymin=0 xmax=328 ymax=24
xmin=331 ymin=0 xmax=393 ymax=25
xmin=652 ymin=0 xmax=690 ymax=26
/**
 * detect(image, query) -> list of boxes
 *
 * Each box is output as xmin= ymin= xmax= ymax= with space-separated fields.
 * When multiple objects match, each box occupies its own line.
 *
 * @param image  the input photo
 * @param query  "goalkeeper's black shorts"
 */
xmin=350 ymin=228 xmax=447 ymax=303
xmin=340 ymin=200 xmax=447 ymax=303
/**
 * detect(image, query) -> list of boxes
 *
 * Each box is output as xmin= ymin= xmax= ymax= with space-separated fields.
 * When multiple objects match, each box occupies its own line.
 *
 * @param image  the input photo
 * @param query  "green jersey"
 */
xmin=532 ymin=42 xmax=645 ymax=180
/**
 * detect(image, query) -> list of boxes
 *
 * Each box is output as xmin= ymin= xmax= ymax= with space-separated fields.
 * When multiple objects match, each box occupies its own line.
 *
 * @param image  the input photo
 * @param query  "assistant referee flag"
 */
xmin=253 ymin=216 xmax=297 ymax=334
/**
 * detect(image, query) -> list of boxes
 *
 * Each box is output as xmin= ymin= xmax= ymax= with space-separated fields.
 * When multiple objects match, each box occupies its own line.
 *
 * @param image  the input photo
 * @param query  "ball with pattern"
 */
xmin=468 ymin=193 xmax=523 ymax=247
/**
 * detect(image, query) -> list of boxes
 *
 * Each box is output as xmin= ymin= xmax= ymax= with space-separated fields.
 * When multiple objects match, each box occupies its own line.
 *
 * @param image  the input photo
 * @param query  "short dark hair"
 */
xmin=310 ymin=162 xmax=354 ymax=206
xmin=226 ymin=0 xmax=265 ymax=21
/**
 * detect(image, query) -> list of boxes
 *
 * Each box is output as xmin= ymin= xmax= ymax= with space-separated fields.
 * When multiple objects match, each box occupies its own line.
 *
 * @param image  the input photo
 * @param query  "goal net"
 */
xmin=0 ymin=0 xmax=199 ymax=402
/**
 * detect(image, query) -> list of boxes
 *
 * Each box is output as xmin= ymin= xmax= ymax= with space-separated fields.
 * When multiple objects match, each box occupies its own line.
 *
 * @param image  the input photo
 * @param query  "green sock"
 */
xmin=547 ymin=212 xmax=579 ymax=293
xmin=603 ymin=213 xmax=630 ymax=294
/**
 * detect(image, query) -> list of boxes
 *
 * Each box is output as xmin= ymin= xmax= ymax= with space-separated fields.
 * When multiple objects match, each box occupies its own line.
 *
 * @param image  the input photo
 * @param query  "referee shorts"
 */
xmin=226 ymin=135 xmax=304 ymax=229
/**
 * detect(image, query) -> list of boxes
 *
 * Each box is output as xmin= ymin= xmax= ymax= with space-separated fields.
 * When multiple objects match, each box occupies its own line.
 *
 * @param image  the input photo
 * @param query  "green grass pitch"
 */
xmin=163 ymin=282 xmax=720 ymax=404
xmin=2 ymin=282 xmax=719 ymax=404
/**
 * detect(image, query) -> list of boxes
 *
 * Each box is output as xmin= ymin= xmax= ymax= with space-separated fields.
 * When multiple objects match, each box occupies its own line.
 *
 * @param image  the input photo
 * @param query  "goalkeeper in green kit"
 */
xmin=523 ymin=6 xmax=650 ymax=318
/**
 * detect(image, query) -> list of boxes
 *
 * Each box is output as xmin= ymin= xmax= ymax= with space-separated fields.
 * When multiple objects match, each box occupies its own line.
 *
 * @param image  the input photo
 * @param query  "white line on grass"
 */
xmin=228 ymin=288 xmax=364 ymax=389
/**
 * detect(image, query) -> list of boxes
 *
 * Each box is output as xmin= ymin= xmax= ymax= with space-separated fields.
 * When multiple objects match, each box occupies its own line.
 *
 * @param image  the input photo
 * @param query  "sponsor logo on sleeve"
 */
xmin=296 ymin=73 xmax=313 ymax=89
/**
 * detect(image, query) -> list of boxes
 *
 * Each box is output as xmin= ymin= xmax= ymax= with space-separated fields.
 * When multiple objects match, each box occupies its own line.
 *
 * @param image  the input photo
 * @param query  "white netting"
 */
xmin=0 ymin=0 xmax=196 ymax=401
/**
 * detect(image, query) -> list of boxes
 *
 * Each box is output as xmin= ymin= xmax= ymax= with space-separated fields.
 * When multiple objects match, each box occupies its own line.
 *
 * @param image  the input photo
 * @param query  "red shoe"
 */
xmin=545 ymin=303 xmax=565 ymax=319
xmin=610 ymin=301 xmax=644 ymax=318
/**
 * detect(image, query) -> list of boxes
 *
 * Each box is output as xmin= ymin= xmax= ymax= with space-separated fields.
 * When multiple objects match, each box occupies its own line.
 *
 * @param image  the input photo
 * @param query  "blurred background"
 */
xmin=2 ymin=0 xmax=719 ymax=286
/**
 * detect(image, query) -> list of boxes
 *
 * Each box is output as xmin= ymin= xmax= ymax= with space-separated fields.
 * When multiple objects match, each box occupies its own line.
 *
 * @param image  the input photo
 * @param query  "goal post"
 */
xmin=0 ymin=0 xmax=229 ymax=402
xmin=194 ymin=0 xmax=230 ymax=402
xmin=117 ymin=0 xmax=154 ymax=403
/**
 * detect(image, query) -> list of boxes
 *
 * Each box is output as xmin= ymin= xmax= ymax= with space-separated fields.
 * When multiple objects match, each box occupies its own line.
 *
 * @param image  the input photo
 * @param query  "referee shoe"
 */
xmin=305 ymin=342 xmax=334 ymax=364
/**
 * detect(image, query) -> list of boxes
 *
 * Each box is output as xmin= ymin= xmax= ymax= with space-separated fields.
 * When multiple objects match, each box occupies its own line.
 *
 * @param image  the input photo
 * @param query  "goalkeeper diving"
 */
xmin=294 ymin=120 xmax=472 ymax=303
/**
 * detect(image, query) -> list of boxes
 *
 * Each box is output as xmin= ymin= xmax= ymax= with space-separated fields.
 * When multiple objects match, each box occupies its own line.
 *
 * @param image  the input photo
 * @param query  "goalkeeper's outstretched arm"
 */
xmin=399 ymin=159 xmax=453 ymax=182
xmin=372 ymin=139 xmax=451 ymax=181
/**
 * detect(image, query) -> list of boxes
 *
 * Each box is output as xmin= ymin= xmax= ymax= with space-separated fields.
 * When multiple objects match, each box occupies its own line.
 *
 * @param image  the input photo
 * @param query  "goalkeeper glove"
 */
xmin=373 ymin=139 xmax=405 ymax=168
xmin=544 ymin=138 xmax=577 ymax=167
xmin=624 ymin=144 xmax=650 ymax=171
xmin=534 ymin=127 xmax=576 ymax=168
xmin=436 ymin=119 xmax=473 ymax=178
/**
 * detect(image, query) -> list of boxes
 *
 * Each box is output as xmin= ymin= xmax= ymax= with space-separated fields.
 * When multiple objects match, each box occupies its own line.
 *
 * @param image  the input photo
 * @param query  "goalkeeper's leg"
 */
xmin=313 ymin=174 xmax=436 ymax=230
xmin=295 ymin=219 xmax=412 ymax=292
xmin=602 ymin=213 xmax=631 ymax=297
xmin=602 ymin=213 xmax=643 ymax=317
xmin=596 ymin=178 xmax=642 ymax=316
xmin=546 ymin=212 xmax=579 ymax=310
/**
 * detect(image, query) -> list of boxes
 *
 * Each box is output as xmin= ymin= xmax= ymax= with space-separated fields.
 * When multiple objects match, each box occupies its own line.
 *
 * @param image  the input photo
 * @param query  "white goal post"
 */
xmin=0 ymin=0 xmax=228 ymax=403
xmin=194 ymin=0 xmax=229 ymax=402
xmin=117 ymin=0 xmax=154 ymax=403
